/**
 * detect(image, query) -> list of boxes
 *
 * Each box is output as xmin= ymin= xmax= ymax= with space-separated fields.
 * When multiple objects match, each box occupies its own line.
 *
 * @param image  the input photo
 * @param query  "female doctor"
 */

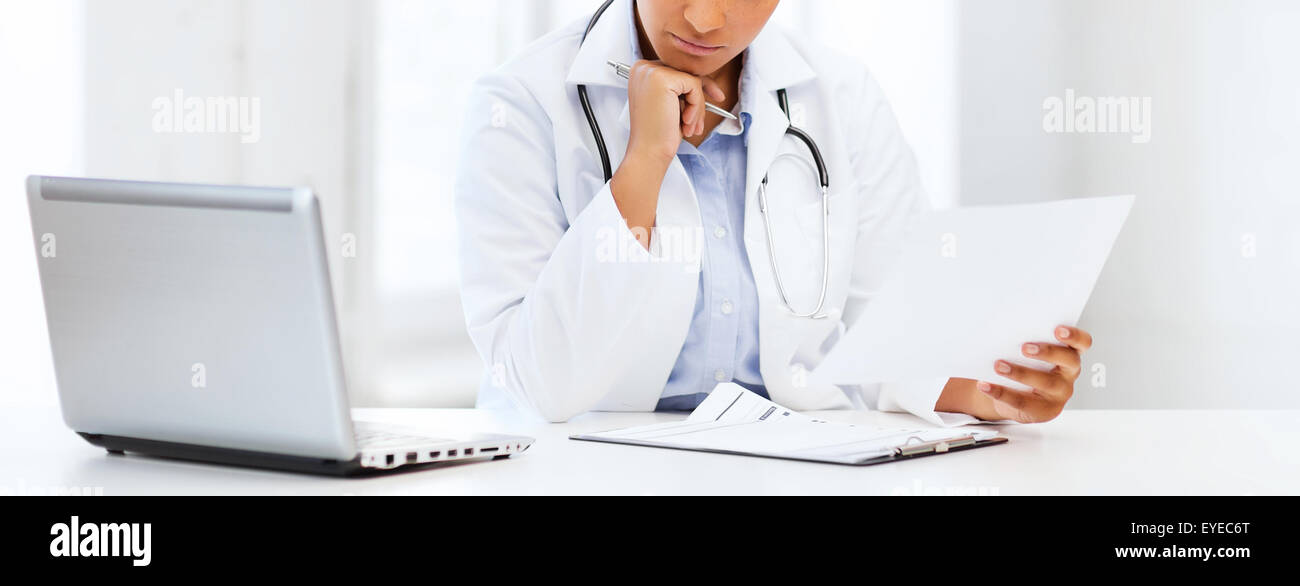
xmin=454 ymin=0 xmax=1093 ymax=425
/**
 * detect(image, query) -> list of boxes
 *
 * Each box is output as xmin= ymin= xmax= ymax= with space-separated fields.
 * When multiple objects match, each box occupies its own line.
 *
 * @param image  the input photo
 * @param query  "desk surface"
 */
xmin=2 ymin=403 xmax=1296 ymax=495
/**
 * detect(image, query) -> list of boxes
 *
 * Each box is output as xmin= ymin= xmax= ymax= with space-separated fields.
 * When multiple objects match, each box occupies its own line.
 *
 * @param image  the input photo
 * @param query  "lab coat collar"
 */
xmin=741 ymin=19 xmax=817 ymax=94
xmin=564 ymin=0 xmax=816 ymax=94
xmin=564 ymin=0 xmax=637 ymax=89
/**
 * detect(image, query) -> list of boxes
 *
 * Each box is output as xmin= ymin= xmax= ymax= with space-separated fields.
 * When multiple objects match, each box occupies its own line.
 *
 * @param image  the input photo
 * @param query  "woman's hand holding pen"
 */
xmin=610 ymin=59 xmax=725 ymax=248
xmin=936 ymin=325 xmax=1094 ymax=423
xmin=624 ymin=59 xmax=726 ymax=158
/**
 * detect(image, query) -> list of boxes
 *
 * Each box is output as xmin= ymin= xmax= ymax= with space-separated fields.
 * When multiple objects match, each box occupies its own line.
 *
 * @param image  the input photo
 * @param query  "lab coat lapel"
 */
xmin=741 ymin=25 xmax=817 ymax=304
xmin=740 ymin=22 xmax=817 ymax=205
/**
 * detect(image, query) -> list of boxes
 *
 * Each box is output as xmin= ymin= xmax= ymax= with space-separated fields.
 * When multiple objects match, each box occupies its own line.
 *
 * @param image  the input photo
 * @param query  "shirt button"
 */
xmin=720 ymin=299 xmax=734 ymax=315
xmin=713 ymin=226 xmax=727 ymax=239
xmin=714 ymin=369 xmax=728 ymax=382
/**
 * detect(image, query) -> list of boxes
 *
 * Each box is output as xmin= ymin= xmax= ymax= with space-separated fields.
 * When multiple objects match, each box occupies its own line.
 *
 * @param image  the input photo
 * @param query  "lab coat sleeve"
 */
xmin=838 ymin=70 xmax=984 ymax=427
xmin=454 ymin=72 xmax=697 ymax=423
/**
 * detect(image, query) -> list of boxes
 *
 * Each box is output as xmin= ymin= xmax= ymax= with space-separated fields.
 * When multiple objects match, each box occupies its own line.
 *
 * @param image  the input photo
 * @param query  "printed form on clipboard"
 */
xmin=570 ymin=384 xmax=1007 ymax=466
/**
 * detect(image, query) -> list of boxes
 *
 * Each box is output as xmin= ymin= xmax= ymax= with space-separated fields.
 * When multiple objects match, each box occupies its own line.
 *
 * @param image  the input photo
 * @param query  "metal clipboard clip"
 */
xmin=894 ymin=434 xmax=979 ymax=457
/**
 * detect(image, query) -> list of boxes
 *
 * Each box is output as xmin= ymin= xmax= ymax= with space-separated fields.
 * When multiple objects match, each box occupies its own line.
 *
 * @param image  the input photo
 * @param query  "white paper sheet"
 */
xmin=572 ymin=383 xmax=998 ymax=465
xmin=812 ymin=195 xmax=1134 ymax=389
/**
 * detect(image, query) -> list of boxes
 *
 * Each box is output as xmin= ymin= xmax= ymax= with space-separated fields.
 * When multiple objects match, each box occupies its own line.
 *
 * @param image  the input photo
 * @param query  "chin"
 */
xmin=662 ymin=52 xmax=731 ymax=77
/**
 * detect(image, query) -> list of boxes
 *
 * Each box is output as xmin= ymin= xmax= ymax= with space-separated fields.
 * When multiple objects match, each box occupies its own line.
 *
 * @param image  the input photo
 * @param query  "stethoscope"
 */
xmin=577 ymin=0 xmax=832 ymax=319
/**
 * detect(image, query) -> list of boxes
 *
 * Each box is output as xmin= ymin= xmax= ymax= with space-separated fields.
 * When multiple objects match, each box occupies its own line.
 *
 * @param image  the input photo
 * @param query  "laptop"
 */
xmin=26 ymin=175 xmax=533 ymax=476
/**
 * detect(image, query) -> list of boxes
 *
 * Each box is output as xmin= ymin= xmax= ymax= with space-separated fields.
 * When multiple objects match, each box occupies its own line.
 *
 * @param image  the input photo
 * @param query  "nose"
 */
xmin=683 ymin=0 xmax=726 ymax=35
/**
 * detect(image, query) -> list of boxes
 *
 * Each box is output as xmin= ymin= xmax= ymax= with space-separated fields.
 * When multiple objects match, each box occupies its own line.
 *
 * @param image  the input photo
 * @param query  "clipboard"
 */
xmin=568 ymin=384 xmax=1008 ymax=466
xmin=570 ymin=430 xmax=1008 ymax=467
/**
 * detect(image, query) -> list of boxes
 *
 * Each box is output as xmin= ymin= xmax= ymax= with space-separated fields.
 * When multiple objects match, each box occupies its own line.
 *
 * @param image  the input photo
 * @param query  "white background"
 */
xmin=1 ymin=0 xmax=1296 ymax=410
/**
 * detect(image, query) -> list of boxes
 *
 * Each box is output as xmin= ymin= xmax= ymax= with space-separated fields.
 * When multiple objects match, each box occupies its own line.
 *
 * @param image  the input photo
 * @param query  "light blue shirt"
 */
xmin=655 ymin=110 xmax=769 ymax=411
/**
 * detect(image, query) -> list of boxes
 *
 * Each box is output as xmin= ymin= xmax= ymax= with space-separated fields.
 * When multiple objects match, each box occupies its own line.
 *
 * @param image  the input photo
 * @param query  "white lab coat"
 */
xmin=455 ymin=0 xmax=971 ymax=425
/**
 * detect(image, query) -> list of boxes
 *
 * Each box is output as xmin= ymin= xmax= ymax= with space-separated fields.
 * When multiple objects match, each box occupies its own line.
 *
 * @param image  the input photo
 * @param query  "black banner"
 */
xmin=1 ymin=496 xmax=1287 ymax=573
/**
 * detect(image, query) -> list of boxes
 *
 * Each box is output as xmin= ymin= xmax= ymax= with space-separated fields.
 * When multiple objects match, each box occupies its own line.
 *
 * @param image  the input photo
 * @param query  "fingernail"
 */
xmin=1024 ymin=343 xmax=1039 ymax=355
xmin=1056 ymin=326 xmax=1070 ymax=339
xmin=977 ymin=381 xmax=992 ymax=393
xmin=995 ymin=361 xmax=1011 ymax=374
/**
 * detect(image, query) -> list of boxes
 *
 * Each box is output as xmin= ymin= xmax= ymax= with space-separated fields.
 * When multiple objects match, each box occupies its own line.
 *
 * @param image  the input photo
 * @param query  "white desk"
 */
xmin=3 ymin=403 xmax=1297 ymax=495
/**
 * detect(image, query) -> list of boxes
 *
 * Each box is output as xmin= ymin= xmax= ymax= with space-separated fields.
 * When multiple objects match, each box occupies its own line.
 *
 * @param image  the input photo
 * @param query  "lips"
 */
xmin=670 ymin=33 xmax=723 ymax=56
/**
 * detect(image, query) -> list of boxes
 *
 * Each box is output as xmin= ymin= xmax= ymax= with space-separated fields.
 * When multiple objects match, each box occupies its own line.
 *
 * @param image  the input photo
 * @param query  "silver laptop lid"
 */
xmin=27 ymin=176 xmax=357 ymax=460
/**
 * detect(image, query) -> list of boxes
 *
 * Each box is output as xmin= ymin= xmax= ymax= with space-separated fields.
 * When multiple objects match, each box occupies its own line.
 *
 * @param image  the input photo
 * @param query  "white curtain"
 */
xmin=0 ymin=0 xmax=84 ymax=408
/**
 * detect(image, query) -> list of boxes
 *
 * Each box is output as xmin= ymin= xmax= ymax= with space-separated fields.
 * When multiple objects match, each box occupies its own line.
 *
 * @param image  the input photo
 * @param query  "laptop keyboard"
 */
xmin=353 ymin=422 xmax=450 ymax=448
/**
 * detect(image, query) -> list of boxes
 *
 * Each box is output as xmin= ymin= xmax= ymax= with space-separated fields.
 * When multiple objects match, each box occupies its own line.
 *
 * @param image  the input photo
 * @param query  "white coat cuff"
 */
xmin=584 ymin=182 xmax=696 ymax=266
xmin=877 ymin=378 xmax=1017 ymax=427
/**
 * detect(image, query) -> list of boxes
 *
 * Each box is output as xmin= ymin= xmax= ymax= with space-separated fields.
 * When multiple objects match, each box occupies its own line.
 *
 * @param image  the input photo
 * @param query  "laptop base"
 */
xmin=80 ymin=432 xmax=370 ymax=477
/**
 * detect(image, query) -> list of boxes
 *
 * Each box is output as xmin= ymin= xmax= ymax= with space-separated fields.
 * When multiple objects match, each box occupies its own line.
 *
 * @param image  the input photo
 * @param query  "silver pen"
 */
xmin=607 ymin=60 xmax=738 ymax=121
